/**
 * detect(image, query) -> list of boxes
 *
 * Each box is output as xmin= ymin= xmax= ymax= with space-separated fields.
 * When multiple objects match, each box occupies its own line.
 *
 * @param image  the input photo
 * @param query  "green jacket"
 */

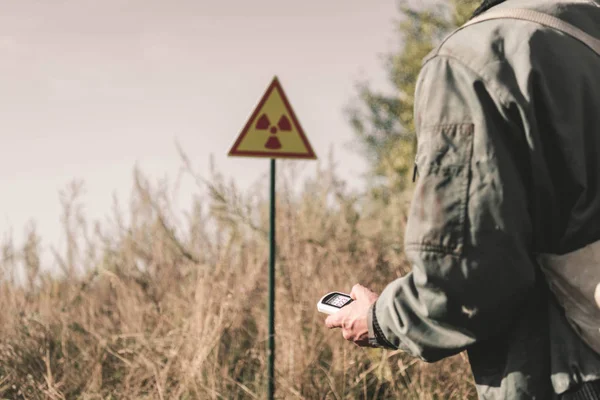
xmin=367 ymin=1 xmax=600 ymax=398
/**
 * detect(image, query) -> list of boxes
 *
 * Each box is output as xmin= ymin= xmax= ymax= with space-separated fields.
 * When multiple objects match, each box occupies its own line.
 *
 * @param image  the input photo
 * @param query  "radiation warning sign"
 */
xmin=228 ymin=77 xmax=317 ymax=160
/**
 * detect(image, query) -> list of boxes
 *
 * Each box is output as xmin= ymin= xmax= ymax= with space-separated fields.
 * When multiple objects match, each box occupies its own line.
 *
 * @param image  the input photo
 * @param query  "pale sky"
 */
xmin=0 ymin=0 xmax=398 ymax=256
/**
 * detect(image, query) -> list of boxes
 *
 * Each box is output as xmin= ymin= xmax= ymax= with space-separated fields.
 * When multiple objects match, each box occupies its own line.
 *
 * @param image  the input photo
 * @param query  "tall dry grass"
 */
xmin=0 ymin=152 xmax=476 ymax=399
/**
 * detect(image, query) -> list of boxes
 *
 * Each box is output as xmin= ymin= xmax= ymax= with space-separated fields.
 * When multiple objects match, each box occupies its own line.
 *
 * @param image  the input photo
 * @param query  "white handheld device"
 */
xmin=317 ymin=292 xmax=353 ymax=315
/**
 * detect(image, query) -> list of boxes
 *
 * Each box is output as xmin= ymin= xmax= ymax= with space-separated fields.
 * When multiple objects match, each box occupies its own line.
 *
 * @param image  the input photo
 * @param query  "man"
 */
xmin=325 ymin=0 xmax=600 ymax=399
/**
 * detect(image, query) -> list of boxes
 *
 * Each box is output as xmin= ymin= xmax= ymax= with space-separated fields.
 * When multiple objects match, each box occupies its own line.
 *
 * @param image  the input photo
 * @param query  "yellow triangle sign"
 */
xmin=228 ymin=77 xmax=317 ymax=160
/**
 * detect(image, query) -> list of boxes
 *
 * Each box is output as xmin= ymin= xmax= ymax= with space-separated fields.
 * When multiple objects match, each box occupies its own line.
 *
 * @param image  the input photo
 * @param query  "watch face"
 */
xmin=325 ymin=294 xmax=352 ymax=308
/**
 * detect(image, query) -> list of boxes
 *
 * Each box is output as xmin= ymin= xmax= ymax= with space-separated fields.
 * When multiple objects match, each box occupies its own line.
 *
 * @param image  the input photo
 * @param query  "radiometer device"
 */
xmin=317 ymin=292 xmax=353 ymax=315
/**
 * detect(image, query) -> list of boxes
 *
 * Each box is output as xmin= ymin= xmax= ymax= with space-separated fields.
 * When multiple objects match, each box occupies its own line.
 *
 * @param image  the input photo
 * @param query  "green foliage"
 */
xmin=348 ymin=0 xmax=480 ymax=195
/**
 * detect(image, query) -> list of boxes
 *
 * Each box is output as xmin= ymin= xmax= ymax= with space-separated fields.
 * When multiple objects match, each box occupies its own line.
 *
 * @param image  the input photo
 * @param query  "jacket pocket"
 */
xmin=405 ymin=123 xmax=475 ymax=256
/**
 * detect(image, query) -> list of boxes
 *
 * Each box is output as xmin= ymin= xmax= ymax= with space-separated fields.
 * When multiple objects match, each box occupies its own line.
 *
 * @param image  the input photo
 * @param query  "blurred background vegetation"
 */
xmin=0 ymin=1 xmax=481 ymax=399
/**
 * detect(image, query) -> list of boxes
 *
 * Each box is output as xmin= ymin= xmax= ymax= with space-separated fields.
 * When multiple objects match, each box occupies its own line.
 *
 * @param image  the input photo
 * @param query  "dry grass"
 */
xmin=0 ymin=153 xmax=477 ymax=399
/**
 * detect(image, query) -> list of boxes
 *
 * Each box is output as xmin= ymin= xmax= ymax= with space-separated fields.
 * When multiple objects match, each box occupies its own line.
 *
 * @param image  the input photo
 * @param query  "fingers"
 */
xmin=342 ymin=329 xmax=352 ymax=341
xmin=325 ymin=312 xmax=343 ymax=329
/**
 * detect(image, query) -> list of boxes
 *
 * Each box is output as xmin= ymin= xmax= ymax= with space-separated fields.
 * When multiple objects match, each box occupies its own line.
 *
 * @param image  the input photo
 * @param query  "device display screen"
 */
xmin=324 ymin=294 xmax=352 ymax=308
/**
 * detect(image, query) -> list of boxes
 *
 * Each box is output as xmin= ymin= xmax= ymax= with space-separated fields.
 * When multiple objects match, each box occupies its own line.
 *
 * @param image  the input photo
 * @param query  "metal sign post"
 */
xmin=228 ymin=76 xmax=316 ymax=399
xmin=267 ymin=158 xmax=276 ymax=399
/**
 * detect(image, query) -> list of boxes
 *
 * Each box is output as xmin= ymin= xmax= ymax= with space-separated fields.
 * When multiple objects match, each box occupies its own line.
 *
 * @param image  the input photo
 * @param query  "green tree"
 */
xmin=348 ymin=0 xmax=480 ymax=198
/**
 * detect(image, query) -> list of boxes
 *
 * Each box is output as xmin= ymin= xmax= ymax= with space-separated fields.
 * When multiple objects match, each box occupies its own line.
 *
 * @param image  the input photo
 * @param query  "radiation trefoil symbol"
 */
xmin=255 ymin=113 xmax=292 ymax=150
xmin=228 ymin=76 xmax=317 ymax=160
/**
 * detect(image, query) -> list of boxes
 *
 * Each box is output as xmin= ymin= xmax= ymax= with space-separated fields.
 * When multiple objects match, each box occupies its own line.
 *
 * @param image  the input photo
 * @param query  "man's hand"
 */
xmin=325 ymin=284 xmax=379 ymax=347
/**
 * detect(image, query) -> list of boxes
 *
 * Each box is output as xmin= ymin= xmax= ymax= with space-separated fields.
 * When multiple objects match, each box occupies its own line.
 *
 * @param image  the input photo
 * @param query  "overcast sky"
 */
xmin=0 ymin=0 xmax=398 ymax=255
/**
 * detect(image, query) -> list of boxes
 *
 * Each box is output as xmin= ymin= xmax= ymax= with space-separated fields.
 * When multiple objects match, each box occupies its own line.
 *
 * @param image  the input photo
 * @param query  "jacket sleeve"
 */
xmin=368 ymin=55 xmax=537 ymax=362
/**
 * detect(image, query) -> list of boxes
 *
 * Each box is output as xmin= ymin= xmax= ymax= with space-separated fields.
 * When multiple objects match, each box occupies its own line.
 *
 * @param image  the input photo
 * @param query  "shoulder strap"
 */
xmin=461 ymin=8 xmax=600 ymax=56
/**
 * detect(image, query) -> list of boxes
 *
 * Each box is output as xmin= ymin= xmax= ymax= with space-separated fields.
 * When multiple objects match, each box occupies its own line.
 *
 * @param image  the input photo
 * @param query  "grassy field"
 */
xmin=0 ymin=156 xmax=477 ymax=399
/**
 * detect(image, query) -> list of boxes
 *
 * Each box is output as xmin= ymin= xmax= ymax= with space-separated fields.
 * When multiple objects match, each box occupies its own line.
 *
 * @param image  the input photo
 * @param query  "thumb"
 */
xmin=350 ymin=284 xmax=367 ymax=300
